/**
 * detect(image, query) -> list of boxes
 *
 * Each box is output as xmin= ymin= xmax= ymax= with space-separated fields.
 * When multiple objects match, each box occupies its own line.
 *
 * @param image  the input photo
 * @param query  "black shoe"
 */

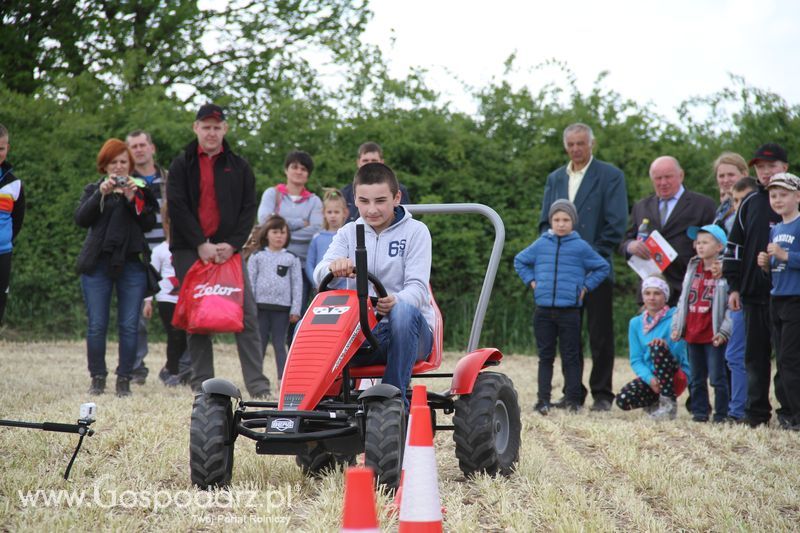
xmin=158 ymin=366 xmax=171 ymax=383
xmin=551 ymin=397 xmax=568 ymax=409
xmin=590 ymin=399 xmax=613 ymax=412
xmin=88 ymin=376 xmax=106 ymax=395
xmin=722 ymin=416 xmax=745 ymax=425
xmin=116 ymin=376 xmax=132 ymax=397
xmin=565 ymin=402 xmax=582 ymax=413
xmin=691 ymin=415 xmax=709 ymax=423
xmin=534 ymin=401 xmax=553 ymax=415
xmin=131 ymin=366 xmax=148 ymax=385
xmin=743 ymin=417 xmax=769 ymax=428
xmin=777 ymin=413 xmax=792 ymax=430
xmin=177 ymin=367 xmax=193 ymax=386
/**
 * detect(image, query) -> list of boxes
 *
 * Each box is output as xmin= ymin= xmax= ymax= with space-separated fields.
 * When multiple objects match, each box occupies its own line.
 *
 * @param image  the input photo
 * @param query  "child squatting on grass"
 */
xmin=671 ymin=224 xmax=732 ymax=423
xmin=756 ymin=172 xmax=800 ymax=431
xmin=616 ymin=276 xmax=691 ymax=420
xmin=514 ymin=199 xmax=610 ymax=414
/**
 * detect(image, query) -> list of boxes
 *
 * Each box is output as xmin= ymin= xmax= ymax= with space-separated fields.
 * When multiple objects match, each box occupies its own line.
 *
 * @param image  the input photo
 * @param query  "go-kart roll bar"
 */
xmin=403 ymin=203 xmax=505 ymax=352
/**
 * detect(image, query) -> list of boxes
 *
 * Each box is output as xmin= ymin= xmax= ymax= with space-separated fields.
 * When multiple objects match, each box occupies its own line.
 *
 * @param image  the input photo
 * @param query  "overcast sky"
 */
xmin=361 ymin=0 xmax=798 ymax=120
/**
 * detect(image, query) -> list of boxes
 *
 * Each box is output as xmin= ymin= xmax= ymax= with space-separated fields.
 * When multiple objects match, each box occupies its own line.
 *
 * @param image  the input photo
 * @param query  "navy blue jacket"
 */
xmin=515 ymin=231 xmax=610 ymax=308
xmin=539 ymin=158 xmax=628 ymax=279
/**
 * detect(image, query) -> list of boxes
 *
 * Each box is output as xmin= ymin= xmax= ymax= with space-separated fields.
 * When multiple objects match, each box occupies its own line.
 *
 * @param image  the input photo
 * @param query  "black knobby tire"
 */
xmin=453 ymin=372 xmax=521 ymax=477
xmin=190 ymin=393 xmax=235 ymax=489
xmin=296 ymin=444 xmax=355 ymax=477
xmin=364 ymin=397 xmax=405 ymax=491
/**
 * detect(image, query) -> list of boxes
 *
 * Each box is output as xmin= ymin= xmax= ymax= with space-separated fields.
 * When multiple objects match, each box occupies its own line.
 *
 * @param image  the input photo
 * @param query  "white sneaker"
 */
xmin=649 ymin=395 xmax=677 ymax=421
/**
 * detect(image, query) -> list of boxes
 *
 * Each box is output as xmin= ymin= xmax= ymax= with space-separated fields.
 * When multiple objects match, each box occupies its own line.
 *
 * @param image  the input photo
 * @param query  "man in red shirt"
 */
xmin=167 ymin=104 xmax=271 ymax=397
xmin=671 ymin=224 xmax=732 ymax=422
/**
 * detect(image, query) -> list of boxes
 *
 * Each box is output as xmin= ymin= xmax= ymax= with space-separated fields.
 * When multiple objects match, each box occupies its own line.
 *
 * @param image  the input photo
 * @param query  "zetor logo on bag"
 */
xmin=192 ymin=283 xmax=243 ymax=299
xmin=172 ymin=255 xmax=245 ymax=334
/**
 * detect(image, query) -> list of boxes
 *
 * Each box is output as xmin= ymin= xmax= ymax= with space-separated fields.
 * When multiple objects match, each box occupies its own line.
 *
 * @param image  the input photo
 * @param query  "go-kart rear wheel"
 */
xmin=295 ymin=444 xmax=355 ymax=476
xmin=190 ymin=393 xmax=235 ymax=489
xmin=364 ymin=397 xmax=405 ymax=491
xmin=453 ymin=372 xmax=520 ymax=477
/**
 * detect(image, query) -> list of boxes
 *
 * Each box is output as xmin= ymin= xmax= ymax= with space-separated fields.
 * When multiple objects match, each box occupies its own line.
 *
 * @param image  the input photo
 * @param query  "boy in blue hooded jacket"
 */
xmin=515 ymin=199 xmax=610 ymax=413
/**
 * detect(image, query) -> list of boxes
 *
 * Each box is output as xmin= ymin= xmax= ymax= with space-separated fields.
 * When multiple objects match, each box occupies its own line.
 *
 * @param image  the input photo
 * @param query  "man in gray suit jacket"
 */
xmin=620 ymin=156 xmax=717 ymax=306
xmin=539 ymin=123 xmax=628 ymax=411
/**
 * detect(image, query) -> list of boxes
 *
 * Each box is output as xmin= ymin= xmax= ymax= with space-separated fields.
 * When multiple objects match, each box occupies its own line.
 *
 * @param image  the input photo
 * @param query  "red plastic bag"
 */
xmin=172 ymin=254 xmax=245 ymax=334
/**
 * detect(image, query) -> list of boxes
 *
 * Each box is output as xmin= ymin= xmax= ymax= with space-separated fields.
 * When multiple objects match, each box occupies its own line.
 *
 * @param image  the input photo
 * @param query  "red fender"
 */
xmin=449 ymin=348 xmax=503 ymax=395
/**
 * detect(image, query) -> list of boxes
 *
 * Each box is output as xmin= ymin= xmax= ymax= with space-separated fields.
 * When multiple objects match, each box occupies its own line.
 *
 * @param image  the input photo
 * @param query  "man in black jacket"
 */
xmin=723 ymin=143 xmax=789 ymax=427
xmin=167 ymin=104 xmax=271 ymax=397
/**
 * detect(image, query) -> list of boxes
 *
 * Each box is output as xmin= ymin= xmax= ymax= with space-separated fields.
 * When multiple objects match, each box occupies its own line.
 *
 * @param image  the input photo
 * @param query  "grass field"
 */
xmin=1 ymin=341 xmax=799 ymax=532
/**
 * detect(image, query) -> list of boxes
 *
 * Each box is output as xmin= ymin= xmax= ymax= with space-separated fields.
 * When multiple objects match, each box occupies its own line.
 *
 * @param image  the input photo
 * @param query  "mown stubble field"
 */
xmin=1 ymin=341 xmax=798 ymax=532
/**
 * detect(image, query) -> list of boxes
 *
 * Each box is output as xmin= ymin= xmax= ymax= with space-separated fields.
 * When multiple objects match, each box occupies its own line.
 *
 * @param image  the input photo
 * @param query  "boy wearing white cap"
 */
xmin=672 ymin=224 xmax=732 ymax=422
xmin=757 ymin=172 xmax=800 ymax=430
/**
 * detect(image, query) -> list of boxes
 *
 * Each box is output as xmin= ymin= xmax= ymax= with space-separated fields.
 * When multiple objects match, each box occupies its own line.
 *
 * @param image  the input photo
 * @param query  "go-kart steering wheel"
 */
xmin=318 ymin=270 xmax=388 ymax=322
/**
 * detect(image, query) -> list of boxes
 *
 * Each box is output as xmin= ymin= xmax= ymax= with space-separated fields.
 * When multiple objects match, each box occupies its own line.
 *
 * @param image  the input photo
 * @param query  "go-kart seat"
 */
xmin=347 ymin=286 xmax=444 ymax=378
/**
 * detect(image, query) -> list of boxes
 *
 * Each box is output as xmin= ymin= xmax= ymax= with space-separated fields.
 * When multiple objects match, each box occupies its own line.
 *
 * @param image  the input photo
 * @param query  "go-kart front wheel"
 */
xmin=190 ymin=393 xmax=235 ymax=489
xmin=453 ymin=372 xmax=520 ymax=477
xmin=364 ymin=397 xmax=405 ymax=491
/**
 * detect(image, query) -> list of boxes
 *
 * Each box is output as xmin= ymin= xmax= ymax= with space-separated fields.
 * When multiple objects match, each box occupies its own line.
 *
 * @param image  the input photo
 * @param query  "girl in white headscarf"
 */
xmin=615 ymin=276 xmax=691 ymax=420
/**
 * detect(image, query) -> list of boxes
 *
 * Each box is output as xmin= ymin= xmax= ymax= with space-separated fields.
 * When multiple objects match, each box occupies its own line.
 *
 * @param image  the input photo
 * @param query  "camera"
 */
xmin=79 ymin=402 xmax=97 ymax=422
xmin=113 ymin=175 xmax=128 ymax=187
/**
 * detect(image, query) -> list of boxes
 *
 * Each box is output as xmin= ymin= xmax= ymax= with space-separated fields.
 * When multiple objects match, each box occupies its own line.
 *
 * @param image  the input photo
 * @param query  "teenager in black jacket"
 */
xmin=723 ymin=143 xmax=789 ymax=427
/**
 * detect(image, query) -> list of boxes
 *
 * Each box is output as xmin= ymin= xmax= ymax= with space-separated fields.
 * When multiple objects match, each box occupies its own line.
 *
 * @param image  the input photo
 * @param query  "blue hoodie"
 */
xmin=514 ymin=230 xmax=610 ymax=308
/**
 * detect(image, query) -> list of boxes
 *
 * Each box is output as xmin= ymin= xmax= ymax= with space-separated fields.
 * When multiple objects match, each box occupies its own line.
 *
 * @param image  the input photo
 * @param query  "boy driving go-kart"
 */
xmin=188 ymin=165 xmax=520 ymax=491
xmin=313 ymin=162 xmax=433 ymax=406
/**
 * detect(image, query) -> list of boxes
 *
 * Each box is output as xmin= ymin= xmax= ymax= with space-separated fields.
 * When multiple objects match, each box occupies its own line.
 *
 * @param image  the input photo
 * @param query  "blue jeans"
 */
xmin=80 ymin=257 xmax=147 ymax=378
xmin=725 ymin=309 xmax=746 ymax=419
xmin=687 ymin=342 xmax=729 ymax=421
xmin=533 ymin=307 xmax=582 ymax=405
xmin=352 ymin=301 xmax=432 ymax=406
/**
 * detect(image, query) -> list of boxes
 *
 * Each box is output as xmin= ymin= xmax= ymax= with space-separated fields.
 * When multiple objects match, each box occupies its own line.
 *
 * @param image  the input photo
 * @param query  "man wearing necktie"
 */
xmin=621 ymin=156 xmax=717 ymax=306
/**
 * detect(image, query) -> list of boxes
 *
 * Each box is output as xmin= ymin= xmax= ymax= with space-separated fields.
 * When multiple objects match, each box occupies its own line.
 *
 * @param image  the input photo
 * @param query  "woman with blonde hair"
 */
xmin=711 ymin=151 xmax=750 ymax=423
xmin=712 ymin=152 xmax=749 ymax=233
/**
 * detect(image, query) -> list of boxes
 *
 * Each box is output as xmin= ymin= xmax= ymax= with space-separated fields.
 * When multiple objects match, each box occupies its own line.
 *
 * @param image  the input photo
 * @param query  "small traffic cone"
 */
xmin=390 ymin=385 xmax=428 ymax=515
xmin=398 ymin=404 xmax=443 ymax=532
xmin=341 ymin=466 xmax=380 ymax=533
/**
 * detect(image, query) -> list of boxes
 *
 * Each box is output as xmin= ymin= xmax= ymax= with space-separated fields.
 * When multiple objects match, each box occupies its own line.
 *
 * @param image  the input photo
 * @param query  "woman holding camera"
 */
xmin=75 ymin=138 xmax=158 ymax=397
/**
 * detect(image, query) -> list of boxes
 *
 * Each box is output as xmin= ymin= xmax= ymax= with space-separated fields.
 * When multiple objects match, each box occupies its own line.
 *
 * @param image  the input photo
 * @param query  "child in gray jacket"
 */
xmin=247 ymin=216 xmax=302 ymax=381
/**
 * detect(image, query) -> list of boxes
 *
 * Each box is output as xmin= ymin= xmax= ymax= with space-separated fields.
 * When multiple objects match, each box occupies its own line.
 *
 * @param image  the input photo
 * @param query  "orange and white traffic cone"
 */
xmin=398 ymin=404 xmax=443 ymax=532
xmin=390 ymin=385 xmax=428 ymax=516
xmin=341 ymin=466 xmax=380 ymax=533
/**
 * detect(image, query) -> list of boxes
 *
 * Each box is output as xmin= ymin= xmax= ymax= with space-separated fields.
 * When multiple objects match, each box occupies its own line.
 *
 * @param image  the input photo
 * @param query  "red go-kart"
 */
xmin=189 ymin=204 xmax=521 ymax=490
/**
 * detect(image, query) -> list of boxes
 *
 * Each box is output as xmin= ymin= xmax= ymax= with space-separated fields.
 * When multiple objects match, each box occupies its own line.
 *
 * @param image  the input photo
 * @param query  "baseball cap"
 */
xmin=687 ymin=224 xmax=727 ymax=247
xmin=748 ymin=143 xmax=788 ymax=166
xmin=196 ymin=103 xmax=225 ymax=122
xmin=766 ymin=172 xmax=800 ymax=191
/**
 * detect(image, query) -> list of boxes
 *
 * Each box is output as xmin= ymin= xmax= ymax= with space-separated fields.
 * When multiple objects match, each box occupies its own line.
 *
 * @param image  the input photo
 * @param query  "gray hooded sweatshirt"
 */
xmin=313 ymin=206 xmax=434 ymax=330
